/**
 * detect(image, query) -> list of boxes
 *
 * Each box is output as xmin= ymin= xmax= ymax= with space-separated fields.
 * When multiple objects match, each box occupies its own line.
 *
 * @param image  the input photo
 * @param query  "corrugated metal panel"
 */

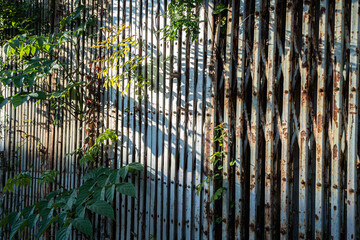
xmin=2 ymin=0 xmax=360 ymax=239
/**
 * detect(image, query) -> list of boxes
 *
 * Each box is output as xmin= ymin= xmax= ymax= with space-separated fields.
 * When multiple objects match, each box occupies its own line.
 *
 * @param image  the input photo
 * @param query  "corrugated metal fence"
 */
xmin=1 ymin=0 xmax=360 ymax=239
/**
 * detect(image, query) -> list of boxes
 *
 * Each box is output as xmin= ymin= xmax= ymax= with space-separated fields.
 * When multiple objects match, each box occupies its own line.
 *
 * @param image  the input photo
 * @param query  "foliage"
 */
xmin=80 ymin=129 xmax=118 ymax=166
xmin=1 ymin=127 xmax=143 ymax=239
xmin=91 ymin=25 xmax=147 ymax=97
xmin=0 ymin=0 xmax=48 ymax=43
xmin=0 ymin=4 xmax=95 ymax=115
xmin=195 ymin=123 xmax=228 ymax=203
xmin=1 ymin=162 xmax=143 ymax=239
xmin=160 ymin=0 xmax=204 ymax=42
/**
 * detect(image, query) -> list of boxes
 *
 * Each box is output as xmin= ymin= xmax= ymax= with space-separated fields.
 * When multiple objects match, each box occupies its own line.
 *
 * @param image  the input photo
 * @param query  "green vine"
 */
xmin=196 ymin=123 xmax=234 ymax=204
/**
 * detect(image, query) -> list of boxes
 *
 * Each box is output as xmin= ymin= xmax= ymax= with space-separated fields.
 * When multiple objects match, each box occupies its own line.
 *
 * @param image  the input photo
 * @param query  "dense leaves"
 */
xmin=160 ymin=0 xmax=204 ymax=42
xmin=0 ymin=4 xmax=94 ymax=110
xmin=91 ymin=25 xmax=147 ymax=97
xmin=0 ymin=0 xmax=48 ymax=42
xmin=2 ymin=162 xmax=143 ymax=239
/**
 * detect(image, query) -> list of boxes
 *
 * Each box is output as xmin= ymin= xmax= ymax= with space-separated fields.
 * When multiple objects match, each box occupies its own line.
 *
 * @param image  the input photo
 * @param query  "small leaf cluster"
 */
xmin=195 ymin=123 xmax=227 ymax=203
xmin=0 ymin=163 xmax=143 ymax=239
xmin=91 ymin=25 xmax=147 ymax=97
xmin=80 ymin=129 xmax=118 ymax=166
xmin=3 ymin=170 xmax=59 ymax=193
xmin=160 ymin=0 xmax=204 ymax=42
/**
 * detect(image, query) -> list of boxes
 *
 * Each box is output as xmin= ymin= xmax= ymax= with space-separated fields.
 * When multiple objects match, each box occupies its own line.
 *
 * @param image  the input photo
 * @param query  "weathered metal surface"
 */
xmin=347 ymin=1 xmax=359 ymax=239
xmin=264 ymin=0 xmax=276 ymax=239
xmin=298 ymin=1 xmax=311 ymax=239
xmin=2 ymin=0 xmax=360 ymax=239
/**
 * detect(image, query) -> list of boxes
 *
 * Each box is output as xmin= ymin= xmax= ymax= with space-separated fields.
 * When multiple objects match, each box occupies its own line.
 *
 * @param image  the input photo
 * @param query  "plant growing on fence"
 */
xmin=1 ymin=129 xmax=143 ymax=240
xmin=160 ymin=0 xmax=204 ymax=42
xmin=0 ymin=4 xmax=94 ymax=115
xmin=159 ymin=1 xmax=228 ymax=42
xmin=196 ymin=123 xmax=229 ymax=203
xmin=0 ymin=0 xmax=49 ymax=43
xmin=91 ymin=24 xmax=147 ymax=98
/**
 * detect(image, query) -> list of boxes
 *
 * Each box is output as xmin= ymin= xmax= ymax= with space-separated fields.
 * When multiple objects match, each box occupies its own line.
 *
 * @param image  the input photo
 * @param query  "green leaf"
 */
xmin=116 ymin=182 xmax=136 ymax=198
xmin=75 ymin=205 xmax=86 ymax=218
xmin=66 ymin=190 xmax=77 ymax=210
xmin=36 ymin=215 xmax=59 ymax=240
xmin=37 ymin=199 xmax=50 ymax=212
xmin=11 ymin=93 xmax=29 ymax=108
xmin=106 ymin=184 xmax=115 ymax=202
xmin=22 ymin=205 xmax=35 ymax=218
xmin=0 ymin=212 xmax=20 ymax=228
xmin=213 ymin=3 xmax=228 ymax=15
xmin=0 ymin=96 xmax=8 ymax=109
xmin=97 ymin=175 xmax=109 ymax=187
xmin=44 ymin=189 xmax=61 ymax=201
xmin=128 ymin=162 xmax=144 ymax=172
xmin=109 ymin=171 xmax=119 ymax=184
xmin=211 ymin=187 xmax=227 ymax=202
xmin=8 ymin=212 xmax=21 ymax=225
xmin=0 ymin=214 xmax=9 ymax=228
xmin=27 ymin=213 xmax=39 ymax=229
xmin=29 ymin=90 xmax=46 ymax=100
xmin=118 ymin=166 xmax=128 ymax=179
xmin=58 ymin=212 xmax=68 ymax=226
xmin=76 ymin=189 xmax=91 ymax=205
xmin=40 ymin=170 xmax=59 ymax=184
xmin=10 ymin=219 xmax=26 ymax=239
xmin=93 ymin=187 xmax=105 ymax=201
xmin=72 ymin=217 xmax=93 ymax=237
xmin=13 ymin=76 xmax=23 ymax=88
xmin=56 ymin=224 xmax=72 ymax=240
xmin=40 ymin=208 xmax=52 ymax=219
xmin=87 ymin=200 xmax=115 ymax=220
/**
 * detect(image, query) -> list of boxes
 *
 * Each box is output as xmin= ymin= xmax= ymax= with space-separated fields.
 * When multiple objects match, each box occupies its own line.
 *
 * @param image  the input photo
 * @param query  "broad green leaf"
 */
xmin=11 ymin=93 xmax=29 ymax=108
xmin=66 ymin=190 xmax=77 ymax=209
xmin=0 ymin=96 xmax=8 ymax=109
xmin=9 ymin=219 xmax=26 ymax=239
xmin=56 ymin=224 xmax=72 ymax=240
xmin=27 ymin=214 xmax=39 ymax=229
xmin=29 ymin=90 xmax=46 ymax=100
xmin=22 ymin=205 xmax=35 ymax=218
xmin=0 ymin=211 xmax=18 ymax=228
xmin=109 ymin=171 xmax=119 ymax=184
xmin=76 ymin=189 xmax=91 ymax=205
xmin=73 ymin=217 xmax=93 ymax=237
xmin=13 ymin=76 xmax=23 ymax=88
xmin=35 ymin=216 xmax=59 ymax=240
xmin=75 ymin=205 xmax=86 ymax=218
xmin=211 ymin=187 xmax=227 ymax=202
xmin=58 ymin=212 xmax=68 ymax=226
xmin=37 ymin=199 xmax=50 ymax=212
xmin=118 ymin=166 xmax=128 ymax=179
xmin=40 ymin=208 xmax=52 ymax=219
xmin=0 ymin=214 xmax=9 ymax=228
xmin=82 ymin=171 xmax=96 ymax=181
xmin=116 ymin=182 xmax=136 ymax=198
xmin=106 ymin=184 xmax=115 ymax=202
xmin=8 ymin=212 xmax=21 ymax=226
xmin=44 ymin=189 xmax=61 ymax=201
xmin=87 ymin=200 xmax=115 ymax=220
xmin=93 ymin=187 xmax=105 ymax=201
xmin=128 ymin=162 xmax=144 ymax=172
xmin=97 ymin=175 xmax=109 ymax=187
